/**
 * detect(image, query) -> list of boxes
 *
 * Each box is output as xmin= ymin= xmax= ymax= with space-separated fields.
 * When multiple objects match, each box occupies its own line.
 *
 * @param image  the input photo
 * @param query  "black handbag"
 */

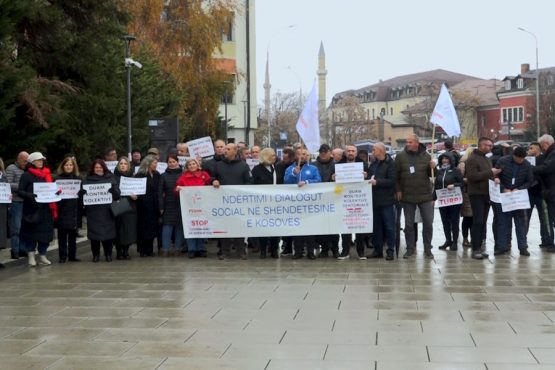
xmin=110 ymin=198 xmax=133 ymax=217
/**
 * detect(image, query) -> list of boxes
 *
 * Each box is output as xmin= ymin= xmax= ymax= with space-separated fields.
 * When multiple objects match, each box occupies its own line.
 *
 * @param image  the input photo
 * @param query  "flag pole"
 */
xmin=430 ymin=123 xmax=436 ymax=182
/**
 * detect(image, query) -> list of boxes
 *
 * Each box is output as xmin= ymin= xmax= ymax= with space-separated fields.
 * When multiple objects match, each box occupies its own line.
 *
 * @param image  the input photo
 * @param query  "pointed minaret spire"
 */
xmin=264 ymin=51 xmax=271 ymax=129
xmin=317 ymin=41 xmax=328 ymax=142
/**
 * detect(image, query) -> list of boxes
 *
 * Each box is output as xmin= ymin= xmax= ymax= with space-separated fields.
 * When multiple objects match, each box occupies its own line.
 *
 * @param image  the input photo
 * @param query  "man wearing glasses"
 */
xmin=465 ymin=137 xmax=502 ymax=260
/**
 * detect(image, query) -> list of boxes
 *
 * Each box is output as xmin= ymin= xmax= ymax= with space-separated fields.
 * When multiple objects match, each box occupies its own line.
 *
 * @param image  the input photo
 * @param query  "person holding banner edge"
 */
xmin=434 ymin=152 xmax=463 ymax=251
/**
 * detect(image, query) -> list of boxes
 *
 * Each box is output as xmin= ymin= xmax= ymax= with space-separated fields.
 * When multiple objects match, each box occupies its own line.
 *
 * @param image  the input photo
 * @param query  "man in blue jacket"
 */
xmin=284 ymin=147 xmax=321 ymax=259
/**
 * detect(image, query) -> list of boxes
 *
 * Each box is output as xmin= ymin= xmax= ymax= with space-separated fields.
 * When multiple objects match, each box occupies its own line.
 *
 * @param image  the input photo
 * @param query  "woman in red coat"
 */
xmin=175 ymin=158 xmax=210 ymax=257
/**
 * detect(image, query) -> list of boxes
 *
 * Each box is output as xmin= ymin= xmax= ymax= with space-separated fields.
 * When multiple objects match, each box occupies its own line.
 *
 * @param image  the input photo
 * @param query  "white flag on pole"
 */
xmin=430 ymin=84 xmax=461 ymax=137
xmin=295 ymin=81 xmax=320 ymax=153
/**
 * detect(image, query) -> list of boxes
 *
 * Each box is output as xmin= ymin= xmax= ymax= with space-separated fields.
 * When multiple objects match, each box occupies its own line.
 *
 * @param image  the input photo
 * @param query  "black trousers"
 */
xmin=469 ymin=195 xmax=490 ymax=252
xmin=340 ymin=234 xmax=364 ymax=257
xmin=281 ymin=236 xmax=293 ymax=254
xmin=58 ymin=228 xmax=77 ymax=260
xmin=137 ymin=238 xmax=155 ymax=256
xmin=90 ymin=239 xmax=113 ymax=257
xmin=293 ymin=235 xmax=316 ymax=257
xmin=316 ymin=234 xmax=339 ymax=255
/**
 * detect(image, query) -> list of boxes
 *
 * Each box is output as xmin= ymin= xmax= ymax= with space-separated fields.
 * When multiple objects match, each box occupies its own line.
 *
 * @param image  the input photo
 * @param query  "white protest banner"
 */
xmin=435 ymin=187 xmax=463 ymax=208
xmin=525 ymin=156 xmax=536 ymax=166
xmin=180 ymin=182 xmax=373 ymax=238
xmin=0 ymin=183 xmax=11 ymax=203
xmin=55 ymin=179 xmax=81 ymax=199
xmin=489 ymin=180 xmax=501 ymax=203
xmin=83 ymin=183 xmax=112 ymax=205
xmin=334 ymin=162 xmax=364 ymax=183
xmin=156 ymin=162 xmax=168 ymax=174
xmin=105 ymin=161 xmax=118 ymax=173
xmin=120 ymin=176 xmax=146 ymax=196
xmin=178 ymin=156 xmax=191 ymax=168
xmin=500 ymin=190 xmax=531 ymax=212
xmin=246 ymin=158 xmax=259 ymax=171
xmin=33 ymin=183 xmax=61 ymax=203
xmin=187 ymin=136 xmax=215 ymax=158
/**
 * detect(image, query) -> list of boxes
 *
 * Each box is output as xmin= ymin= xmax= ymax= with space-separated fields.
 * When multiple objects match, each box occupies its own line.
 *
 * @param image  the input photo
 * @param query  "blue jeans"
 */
xmin=498 ymin=209 xmax=528 ymax=251
xmin=24 ymin=241 xmax=49 ymax=255
xmin=8 ymin=202 xmax=23 ymax=253
xmin=186 ymin=238 xmax=205 ymax=252
xmin=161 ymin=224 xmax=184 ymax=252
xmin=372 ymin=205 xmax=396 ymax=256
xmin=527 ymin=194 xmax=550 ymax=245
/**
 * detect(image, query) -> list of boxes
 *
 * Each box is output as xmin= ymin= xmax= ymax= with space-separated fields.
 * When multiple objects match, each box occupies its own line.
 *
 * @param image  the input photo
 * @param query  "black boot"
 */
xmin=438 ymin=241 xmax=452 ymax=250
xmin=10 ymin=250 xmax=19 ymax=260
xmin=123 ymin=245 xmax=131 ymax=260
xmin=116 ymin=245 xmax=123 ymax=260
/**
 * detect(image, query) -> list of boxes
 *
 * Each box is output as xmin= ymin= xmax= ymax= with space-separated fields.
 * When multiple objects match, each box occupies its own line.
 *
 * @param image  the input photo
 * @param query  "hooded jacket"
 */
xmin=534 ymin=143 xmax=555 ymax=199
xmin=368 ymin=154 xmax=396 ymax=207
xmin=213 ymin=157 xmax=252 ymax=185
xmin=394 ymin=143 xmax=433 ymax=203
xmin=434 ymin=152 xmax=464 ymax=191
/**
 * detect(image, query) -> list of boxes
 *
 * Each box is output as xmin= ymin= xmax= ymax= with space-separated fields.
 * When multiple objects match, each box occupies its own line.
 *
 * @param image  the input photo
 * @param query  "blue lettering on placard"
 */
xmin=211 ymin=208 xmax=245 ymax=216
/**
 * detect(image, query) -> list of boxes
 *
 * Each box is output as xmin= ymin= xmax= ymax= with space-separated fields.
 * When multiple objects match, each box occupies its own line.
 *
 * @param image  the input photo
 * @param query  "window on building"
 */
xmin=507 ymin=108 xmax=512 ymax=122
xmin=223 ymin=13 xmax=234 ymax=42
xmin=519 ymin=107 xmax=523 ymax=122
xmin=505 ymin=80 xmax=511 ymax=90
xmin=390 ymin=107 xmax=393 ymax=115
xmin=517 ymin=78 xmax=524 ymax=89
xmin=502 ymin=109 xmax=507 ymax=123
xmin=372 ymin=108 xmax=375 ymax=119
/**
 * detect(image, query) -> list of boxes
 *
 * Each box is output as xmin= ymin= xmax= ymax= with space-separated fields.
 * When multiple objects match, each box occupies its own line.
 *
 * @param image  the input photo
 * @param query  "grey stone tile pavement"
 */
xmin=0 ymin=208 xmax=554 ymax=369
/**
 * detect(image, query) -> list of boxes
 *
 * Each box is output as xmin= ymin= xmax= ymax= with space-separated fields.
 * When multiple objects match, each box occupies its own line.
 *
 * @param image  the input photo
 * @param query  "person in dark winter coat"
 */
xmin=212 ymin=143 xmax=252 ymax=260
xmin=55 ymin=156 xmax=82 ymax=263
xmin=0 ymin=158 xmax=8 ymax=268
xmin=434 ymin=152 xmax=464 ymax=251
xmin=202 ymin=139 xmax=226 ymax=176
xmin=535 ymin=135 xmax=555 ymax=252
xmin=175 ymin=158 xmax=211 ymax=258
xmin=251 ymin=148 xmax=280 ymax=259
xmin=368 ymin=143 xmax=397 ymax=260
xmin=159 ymin=154 xmax=184 ymax=257
xmin=312 ymin=144 xmax=339 ymax=258
xmin=113 ymin=157 xmax=137 ymax=260
xmin=493 ymin=146 xmax=534 ymax=256
xmin=82 ymin=159 xmax=120 ymax=262
xmin=135 ymin=155 xmax=161 ymax=257
xmin=274 ymin=147 xmax=296 ymax=256
xmin=18 ymin=152 xmax=57 ymax=267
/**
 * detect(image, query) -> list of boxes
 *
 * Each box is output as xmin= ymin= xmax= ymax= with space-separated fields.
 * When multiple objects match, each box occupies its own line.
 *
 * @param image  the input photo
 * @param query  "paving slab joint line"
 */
xmin=264 ymin=359 xmax=271 ymax=370
xmin=507 ymin=321 xmax=517 ymax=334
xmin=426 ymin=345 xmax=431 ymax=362
xmin=469 ymin=332 xmax=477 ymax=346
xmin=337 ymin=300 xmax=341 ymax=310
xmin=183 ymin=329 xmax=198 ymax=343
xmin=331 ymin=319 xmax=336 ymax=332
xmin=459 ymin=309 xmax=465 ymax=322
xmin=90 ymin=328 xmax=110 ymax=341
xmin=20 ymin=338 xmax=47 ymax=355
xmin=542 ymin=311 xmax=554 ymax=323
xmin=528 ymin=347 xmax=541 ymax=364
xmin=322 ymin=344 xmax=329 ymax=360
xmin=492 ymin=301 xmax=501 ymax=311
xmin=119 ymin=341 xmax=140 ymax=357
xmin=419 ymin=321 xmax=424 ymax=333
xmin=259 ymin=299 xmax=267 ymax=310
xmin=242 ymin=320 xmax=251 ymax=331
xmin=153 ymin=357 xmax=169 ymax=370
xmin=278 ymin=330 xmax=287 ymax=344
xmin=523 ymin=293 xmax=533 ymax=302
xmin=219 ymin=343 xmax=232 ymax=359
xmin=43 ymin=355 xmax=66 ymax=370
xmin=293 ymin=308 xmax=300 ymax=320
xmin=210 ymin=307 xmax=223 ymax=319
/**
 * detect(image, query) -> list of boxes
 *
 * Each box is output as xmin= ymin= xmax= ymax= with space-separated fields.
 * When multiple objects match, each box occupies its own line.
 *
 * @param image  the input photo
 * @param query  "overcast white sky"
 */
xmin=255 ymin=0 xmax=554 ymax=105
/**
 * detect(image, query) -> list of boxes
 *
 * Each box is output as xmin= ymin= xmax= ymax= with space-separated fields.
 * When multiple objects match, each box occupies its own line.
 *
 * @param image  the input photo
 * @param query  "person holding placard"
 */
xmin=493 ymin=146 xmax=534 ymax=256
xmin=535 ymin=135 xmax=555 ymax=252
xmin=465 ymin=137 xmax=501 ymax=260
xmin=17 ymin=152 xmax=57 ymax=267
xmin=55 ymin=156 xmax=81 ymax=263
xmin=434 ymin=152 xmax=463 ymax=251
xmin=159 ymin=154 xmax=185 ymax=257
xmin=458 ymin=148 xmax=474 ymax=248
xmin=135 ymin=155 xmax=161 ymax=257
xmin=0 ymin=158 xmax=9 ymax=261
xmin=82 ymin=159 xmax=120 ymax=262
xmin=6 ymin=151 xmax=29 ymax=259
xmin=114 ymin=157 xmax=137 ymax=260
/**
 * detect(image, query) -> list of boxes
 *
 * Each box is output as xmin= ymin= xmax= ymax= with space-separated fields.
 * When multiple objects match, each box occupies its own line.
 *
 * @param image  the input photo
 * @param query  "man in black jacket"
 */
xmin=274 ymin=147 xmax=295 ymax=256
xmin=212 ymin=143 xmax=252 ymax=259
xmin=526 ymin=142 xmax=550 ymax=247
xmin=535 ymin=134 xmax=555 ymax=252
xmin=368 ymin=143 xmax=397 ymax=260
xmin=313 ymin=144 xmax=339 ymax=258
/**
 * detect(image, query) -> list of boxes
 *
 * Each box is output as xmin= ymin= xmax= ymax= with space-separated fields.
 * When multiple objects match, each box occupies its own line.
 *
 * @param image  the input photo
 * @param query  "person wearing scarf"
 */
xmin=17 ymin=152 xmax=57 ymax=267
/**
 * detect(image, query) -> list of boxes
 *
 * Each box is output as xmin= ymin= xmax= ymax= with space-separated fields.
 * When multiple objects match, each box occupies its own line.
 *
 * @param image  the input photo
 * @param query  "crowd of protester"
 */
xmin=1 ymin=133 xmax=555 ymax=268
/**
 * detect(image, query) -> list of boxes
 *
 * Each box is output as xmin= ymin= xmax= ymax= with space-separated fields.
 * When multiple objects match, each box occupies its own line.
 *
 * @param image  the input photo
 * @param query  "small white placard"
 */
xmin=187 ymin=137 xmax=215 ymax=158
xmin=178 ymin=156 xmax=191 ymax=168
xmin=489 ymin=180 xmax=501 ymax=203
xmin=0 ymin=183 xmax=12 ymax=203
xmin=156 ymin=162 xmax=168 ymax=174
xmin=55 ymin=179 xmax=81 ymax=199
xmin=120 ymin=177 xmax=146 ymax=196
xmin=105 ymin=161 xmax=118 ymax=173
xmin=335 ymin=162 xmax=364 ymax=183
xmin=33 ymin=182 xmax=61 ymax=203
xmin=435 ymin=187 xmax=463 ymax=208
xmin=525 ymin=156 xmax=536 ymax=166
xmin=246 ymin=158 xmax=259 ymax=171
xmin=500 ymin=190 xmax=531 ymax=212
xmin=83 ymin=183 xmax=113 ymax=205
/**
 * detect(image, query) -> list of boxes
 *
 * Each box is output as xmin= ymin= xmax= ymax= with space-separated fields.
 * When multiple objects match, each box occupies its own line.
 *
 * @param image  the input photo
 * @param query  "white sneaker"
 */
xmin=38 ymin=255 xmax=51 ymax=265
xmin=358 ymin=256 xmax=367 ymax=260
xmin=28 ymin=252 xmax=36 ymax=267
xmin=337 ymin=255 xmax=350 ymax=260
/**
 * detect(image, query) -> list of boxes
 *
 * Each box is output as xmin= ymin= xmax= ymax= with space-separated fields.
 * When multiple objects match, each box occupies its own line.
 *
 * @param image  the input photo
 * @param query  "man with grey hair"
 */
xmin=395 ymin=134 xmax=436 ymax=259
xmin=176 ymin=142 xmax=188 ymax=157
xmin=332 ymin=148 xmax=344 ymax=163
xmin=6 ymin=151 xmax=29 ymax=259
xmin=535 ymin=134 xmax=555 ymax=252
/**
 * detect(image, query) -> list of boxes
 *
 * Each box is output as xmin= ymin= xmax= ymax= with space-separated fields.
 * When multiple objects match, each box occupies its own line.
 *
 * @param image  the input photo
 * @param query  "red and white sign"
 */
xmin=435 ymin=187 xmax=463 ymax=208
xmin=187 ymin=137 xmax=215 ymax=158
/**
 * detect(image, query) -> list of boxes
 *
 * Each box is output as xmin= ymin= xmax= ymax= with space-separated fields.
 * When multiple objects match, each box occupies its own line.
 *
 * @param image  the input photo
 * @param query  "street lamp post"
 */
xmin=518 ymin=27 xmax=540 ymax=138
xmin=223 ymin=87 xmax=228 ymax=143
xmin=123 ymin=35 xmax=136 ymax=159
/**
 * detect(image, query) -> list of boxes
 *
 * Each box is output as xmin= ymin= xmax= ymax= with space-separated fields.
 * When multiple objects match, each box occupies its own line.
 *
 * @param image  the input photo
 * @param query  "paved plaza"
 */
xmin=1 ymin=210 xmax=555 ymax=369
